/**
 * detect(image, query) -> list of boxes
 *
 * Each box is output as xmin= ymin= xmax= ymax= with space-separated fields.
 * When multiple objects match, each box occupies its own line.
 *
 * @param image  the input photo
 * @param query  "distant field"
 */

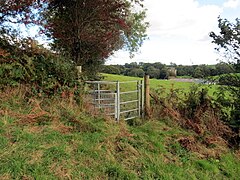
xmin=102 ymin=73 xmax=218 ymax=96
xmin=102 ymin=73 xmax=193 ymax=90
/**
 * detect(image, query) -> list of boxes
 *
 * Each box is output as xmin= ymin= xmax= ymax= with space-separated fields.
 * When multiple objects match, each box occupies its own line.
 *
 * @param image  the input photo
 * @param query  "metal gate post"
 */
xmin=137 ymin=81 xmax=141 ymax=117
xmin=141 ymin=80 xmax=144 ymax=119
xmin=116 ymin=81 xmax=120 ymax=122
xmin=97 ymin=82 xmax=101 ymax=108
xmin=114 ymin=93 xmax=118 ymax=120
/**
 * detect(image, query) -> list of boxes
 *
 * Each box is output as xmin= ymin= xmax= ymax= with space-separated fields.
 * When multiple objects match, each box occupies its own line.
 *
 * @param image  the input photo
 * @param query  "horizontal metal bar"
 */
xmin=89 ymin=90 xmax=115 ymax=93
xmin=85 ymin=81 xmax=117 ymax=84
xmin=94 ymin=98 xmax=115 ymax=101
xmin=120 ymin=90 xmax=138 ymax=95
xmin=124 ymin=116 xmax=138 ymax=121
xmin=90 ymin=92 xmax=116 ymax=95
xmin=119 ymin=81 xmax=139 ymax=84
xmin=86 ymin=80 xmax=141 ymax=84
xmin=120 ymin=108 xmax=139 ymax=114
xmin=93 ymin=103 xmax=115 ymax=107
xmin=120 ymin=100 xmax=138 ymax=105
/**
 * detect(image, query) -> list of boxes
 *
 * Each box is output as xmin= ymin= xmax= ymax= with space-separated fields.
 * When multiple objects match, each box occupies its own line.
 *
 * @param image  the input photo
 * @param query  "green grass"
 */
xmin=102 ymin=73 xmax=193 ymax=90
xmin=176 ymin=75 xmax=193 ymax=79
xmin=102 ymin=73 xmax=218 ymax=96
xmin=0 ymin=86 xmax=240 ymax=179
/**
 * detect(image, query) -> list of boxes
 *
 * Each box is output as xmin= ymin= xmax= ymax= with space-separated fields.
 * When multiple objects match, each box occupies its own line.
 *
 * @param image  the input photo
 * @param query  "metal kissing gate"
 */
xmin=86 ymin=80 xmax=144 ymax=121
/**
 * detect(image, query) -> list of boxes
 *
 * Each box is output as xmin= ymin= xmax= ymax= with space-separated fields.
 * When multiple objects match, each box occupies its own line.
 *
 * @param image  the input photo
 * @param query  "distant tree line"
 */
xmin=101 ymin=62 xmax=238 ymax=79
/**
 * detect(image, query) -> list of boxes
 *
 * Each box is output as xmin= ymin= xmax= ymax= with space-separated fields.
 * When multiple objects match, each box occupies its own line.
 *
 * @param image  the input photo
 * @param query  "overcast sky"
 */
xmin=107 ymin=0 xmax=240 ymax=65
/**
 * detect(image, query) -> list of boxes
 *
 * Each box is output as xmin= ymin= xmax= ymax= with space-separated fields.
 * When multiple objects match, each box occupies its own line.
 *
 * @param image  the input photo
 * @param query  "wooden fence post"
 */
xmin=144 ymin=75 xmax=150 ymax=118
xmin=76 ymin=66 xmax=82 ymax=79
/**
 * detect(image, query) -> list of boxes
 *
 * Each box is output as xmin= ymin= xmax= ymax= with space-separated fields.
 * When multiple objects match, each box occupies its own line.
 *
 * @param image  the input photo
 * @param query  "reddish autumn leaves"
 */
xmin=1 ymin=0 xmax=148 ymax=73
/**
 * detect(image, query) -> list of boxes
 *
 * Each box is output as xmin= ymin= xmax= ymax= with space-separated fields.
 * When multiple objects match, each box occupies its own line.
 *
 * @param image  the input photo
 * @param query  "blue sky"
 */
xmin=107 ymin=0 xmax=240 ymax=65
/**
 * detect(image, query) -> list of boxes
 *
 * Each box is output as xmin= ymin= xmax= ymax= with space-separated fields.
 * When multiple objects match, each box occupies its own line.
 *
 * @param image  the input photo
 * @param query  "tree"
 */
xmin=44 ymin=0 xmax=148 ymax=75
xmin=194 ymin=64 xmax=212 ymax=78
xmin=0 ymin=0 xmax=45 ymax=35
xmin=210 ymin=17 xmax=240 ymax=71
xmin=101 ymin=65 xmax=121 ymax=75
xmin=193 ymin=66 xmax=203 ymax=78
xmin=0 ymin=0 xmax=148 ymax=78
xmin=159 ymin=68 xmax=169 ymax=79
xmin=210 ymin=17 xmax=240 ymax=129
xmin=215 ymin=62 xmax=234 ymax=75
xmin=153 ymin=62 xmax=165 ymax=70
xmin=146 ymin=66 xmax=159 ymax=79
xmin=128 ymin=68 xmax=144 ymax=77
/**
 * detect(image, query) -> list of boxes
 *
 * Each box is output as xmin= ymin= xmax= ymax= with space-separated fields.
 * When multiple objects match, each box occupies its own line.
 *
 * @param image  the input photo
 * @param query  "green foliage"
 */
xmin=193 ymin=66 xmax=205 ymax=78
xmin=214 ymin=82 xmax=240 ymax=129
xmin=102 ymin=62 xmax=174 ymax=79
xmin=44 ymin=0 xmax=148 ymax=79
xmin=151 ymin=83 xmax=237 ymax=146
xmin=183 ymin=85 xmax=209 ymax=119
xmin=216 ymin=63 xmax=234 ymax=75
xmin=159 ymin=67 xmax=169 ymax=79
xmin=31 ymin=55 xmax=79 ymax=93
xmin=210 ymin=17 xmax=240 ymax=65
xmin=0 ymin=36 xmax=80 ymax=95
xmin=210 ymin=17 xmax=240 ymax=130
xmin=101 ymin=65 xmax=121 ymax=75
xmin=218 ymin=73 xmax=240 ymax=87
xmin=102 ymin=62 xmax=236 ymax=80
xmin=0 ymin=55 xmax=80 ymax=95
xmin=1 ymin=0 xmax=149 ymax=79
xmin=127 ymin=68 xmax=145 ymax=77
xmin=146 ymin=66 xmax=160 ymax=79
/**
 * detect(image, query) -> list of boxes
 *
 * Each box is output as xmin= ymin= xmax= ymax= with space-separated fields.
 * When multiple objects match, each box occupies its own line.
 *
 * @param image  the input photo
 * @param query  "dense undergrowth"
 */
xmin=151 ymin=85 xmax=240 ymax=149
xmin=104 ymin=73 xmax=240 ymax=147
xmin=0 ymin=35 xmax=81 ymax=96
xmin=0 ymin=86 xmax=240 ymax=179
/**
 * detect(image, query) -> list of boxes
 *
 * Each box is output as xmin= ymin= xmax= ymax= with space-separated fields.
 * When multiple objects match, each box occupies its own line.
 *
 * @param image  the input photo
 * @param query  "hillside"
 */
xmin=0 ymin=86 xmax=240 ymax=179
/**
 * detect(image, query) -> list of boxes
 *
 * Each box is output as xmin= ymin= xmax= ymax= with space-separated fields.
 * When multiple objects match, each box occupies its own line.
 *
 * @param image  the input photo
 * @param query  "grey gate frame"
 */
xmin=86 ymin=80 xmax=144 ymax=121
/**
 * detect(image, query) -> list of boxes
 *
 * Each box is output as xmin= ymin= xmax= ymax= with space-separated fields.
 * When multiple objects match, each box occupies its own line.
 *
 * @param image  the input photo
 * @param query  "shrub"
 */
xmin=150 ymin=85 xmax=236 ymax=147
xmin=0 ymin=36 xmax=81 ymax=96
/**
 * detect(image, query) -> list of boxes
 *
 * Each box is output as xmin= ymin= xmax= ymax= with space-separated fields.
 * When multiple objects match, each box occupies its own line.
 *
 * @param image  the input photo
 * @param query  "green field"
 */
xmin=102 ymin=73 xmax=193 ymax=90
xmin=102 ymin=73 xmax=218 ymax=96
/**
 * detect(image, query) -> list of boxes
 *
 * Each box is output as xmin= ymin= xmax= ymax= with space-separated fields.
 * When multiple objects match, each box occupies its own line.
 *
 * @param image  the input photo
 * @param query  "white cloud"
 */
xmin=145 ymin=0 xmax=222 ymax=40
xmin=223 ymin=0 xmax=240 ymax=8
xmin=107 ymin=0 xmax=225 ymax=65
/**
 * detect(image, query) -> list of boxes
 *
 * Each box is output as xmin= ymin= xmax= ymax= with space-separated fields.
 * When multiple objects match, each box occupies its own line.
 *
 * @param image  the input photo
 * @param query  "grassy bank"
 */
xmin=0 ymin=86 xmax=239 ymax=179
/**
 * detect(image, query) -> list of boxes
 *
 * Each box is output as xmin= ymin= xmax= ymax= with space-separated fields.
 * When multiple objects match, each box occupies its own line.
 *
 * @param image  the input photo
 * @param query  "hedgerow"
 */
xmin=0 ymin=35 xmax=81 ymax=96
